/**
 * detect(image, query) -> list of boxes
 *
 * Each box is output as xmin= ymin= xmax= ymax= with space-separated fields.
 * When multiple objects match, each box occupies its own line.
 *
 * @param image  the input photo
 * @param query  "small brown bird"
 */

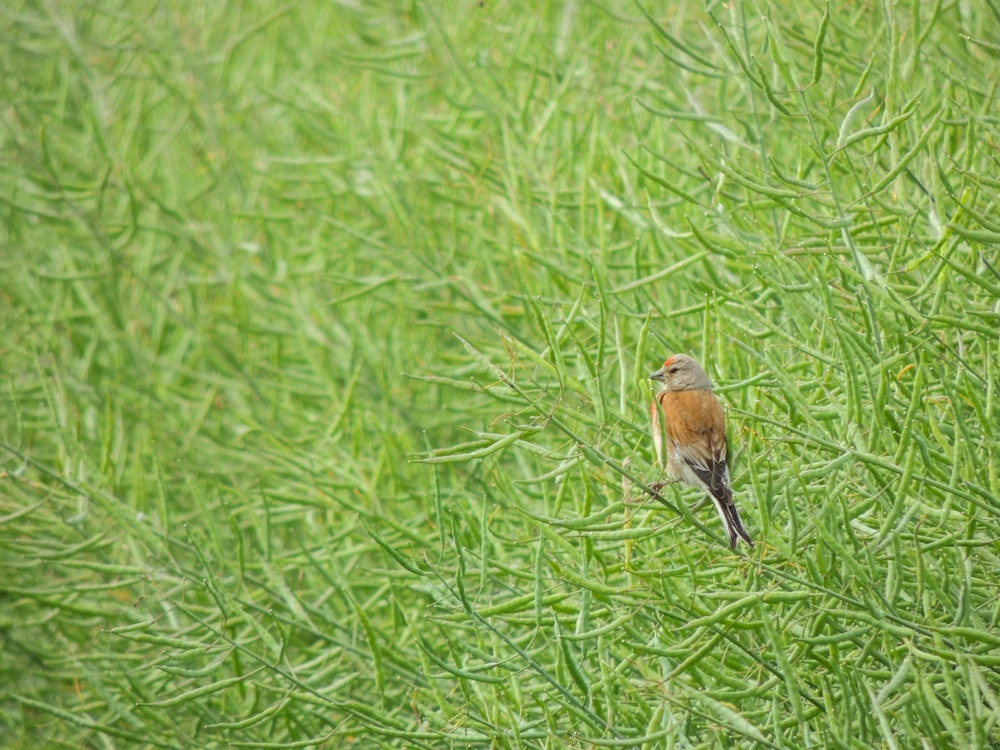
xmin=649 ymin=354 xmax=753 ymax=548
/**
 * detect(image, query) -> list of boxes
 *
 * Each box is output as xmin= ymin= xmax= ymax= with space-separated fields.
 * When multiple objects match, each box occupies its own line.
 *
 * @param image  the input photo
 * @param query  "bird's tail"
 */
xmin=710 ymin=495 xmax=754 ymax=548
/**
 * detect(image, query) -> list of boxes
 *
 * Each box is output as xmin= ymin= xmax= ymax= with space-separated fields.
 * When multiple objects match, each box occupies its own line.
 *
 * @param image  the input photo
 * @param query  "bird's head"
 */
xmin=649 ymin=354 xmax=713 ymax=391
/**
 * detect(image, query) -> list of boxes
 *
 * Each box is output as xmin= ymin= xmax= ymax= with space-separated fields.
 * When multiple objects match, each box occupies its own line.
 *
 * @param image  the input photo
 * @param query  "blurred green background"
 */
xmin=2 ymin=1 xmax=999 ymax=747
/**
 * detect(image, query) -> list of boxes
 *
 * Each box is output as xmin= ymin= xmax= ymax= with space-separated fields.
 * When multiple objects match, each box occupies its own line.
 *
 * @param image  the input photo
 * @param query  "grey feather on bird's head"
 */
xmin=649 ymin=354 xmax=713 ymax=391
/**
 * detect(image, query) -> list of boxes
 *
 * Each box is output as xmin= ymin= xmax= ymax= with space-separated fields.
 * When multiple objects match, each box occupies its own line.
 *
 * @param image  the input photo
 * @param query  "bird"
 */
xmin=649 ymin=354 xmax=753 ymax=548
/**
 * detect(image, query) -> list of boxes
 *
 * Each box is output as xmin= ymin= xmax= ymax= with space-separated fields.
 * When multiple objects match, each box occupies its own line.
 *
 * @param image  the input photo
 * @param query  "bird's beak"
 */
xmin=649 ymin=368 xmax=665 ymax=382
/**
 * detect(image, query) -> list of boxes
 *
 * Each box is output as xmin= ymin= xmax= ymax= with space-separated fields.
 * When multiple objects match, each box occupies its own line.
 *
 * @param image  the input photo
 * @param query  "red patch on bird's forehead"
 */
xmin=663 ymin=355 xmax=675 ymax=366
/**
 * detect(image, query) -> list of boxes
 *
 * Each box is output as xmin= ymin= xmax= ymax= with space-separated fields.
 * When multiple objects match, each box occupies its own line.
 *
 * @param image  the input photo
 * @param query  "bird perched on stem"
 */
xmin=649 ymin=354 xmax=753 ymax=548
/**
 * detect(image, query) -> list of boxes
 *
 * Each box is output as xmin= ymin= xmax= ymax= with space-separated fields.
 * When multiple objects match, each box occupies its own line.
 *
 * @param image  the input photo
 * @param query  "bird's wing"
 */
xmin=673 ymin=437 xmax=731 ymax=503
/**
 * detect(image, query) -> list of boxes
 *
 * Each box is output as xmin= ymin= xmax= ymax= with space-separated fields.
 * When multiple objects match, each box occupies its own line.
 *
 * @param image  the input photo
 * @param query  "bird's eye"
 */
xmin=667 ymin=366 xmax=678 ymax=373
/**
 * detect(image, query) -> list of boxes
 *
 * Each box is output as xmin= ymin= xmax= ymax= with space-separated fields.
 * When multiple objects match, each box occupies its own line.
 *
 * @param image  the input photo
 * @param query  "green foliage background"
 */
xmin=2 ymin=1 xmax=999 ymax=747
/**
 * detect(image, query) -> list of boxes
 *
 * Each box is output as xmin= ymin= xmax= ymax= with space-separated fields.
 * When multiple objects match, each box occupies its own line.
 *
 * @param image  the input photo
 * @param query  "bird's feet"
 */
xmin=647 ymin=478 xmax=677 ymax=499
